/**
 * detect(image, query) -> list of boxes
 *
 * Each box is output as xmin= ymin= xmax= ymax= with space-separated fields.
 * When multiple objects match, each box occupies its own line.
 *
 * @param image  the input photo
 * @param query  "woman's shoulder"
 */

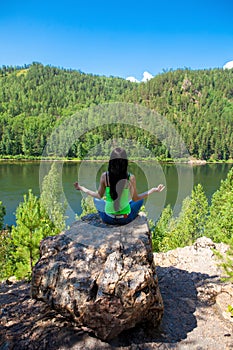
xmin=100 ymin=172 xmax=108 ymax=186
xmin=100 ymin=172 xmax=106 ymax=180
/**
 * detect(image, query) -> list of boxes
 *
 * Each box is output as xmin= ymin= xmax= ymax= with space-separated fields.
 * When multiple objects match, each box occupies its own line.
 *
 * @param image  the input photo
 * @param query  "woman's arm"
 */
xmin=129 ymin=175 xmax=165 ymax=201
xmin=74 ymin=173 xmax=106 ymax=199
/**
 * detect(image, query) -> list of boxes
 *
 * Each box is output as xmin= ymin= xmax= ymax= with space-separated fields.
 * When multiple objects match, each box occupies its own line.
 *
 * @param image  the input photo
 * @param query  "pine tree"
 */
xmin=0 ymin=228 xmax=14 ymax=280
xmin=152 ymin=204 xmax=173 ymax=252
xmin=0 ymin=201 xmax=13 ymax=280
xmin=40 ymin=162 xmax=67 ymax=231
xmin=208 ymin=168 xmax=233 ymax=289
xmin=215 ymin=245 xmax=233 ymax=283
xmin=159 ymin=184 xmax=209 ymax=251
xmin=206 ymin=167 xmax=233 ymax=243
xmin=10 ymin=190 xmax=57 ymax=279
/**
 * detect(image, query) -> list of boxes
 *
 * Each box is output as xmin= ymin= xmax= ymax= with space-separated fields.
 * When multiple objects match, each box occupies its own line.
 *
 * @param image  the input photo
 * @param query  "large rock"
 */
xmin=31 ymin=213 xmax=163 ymax=340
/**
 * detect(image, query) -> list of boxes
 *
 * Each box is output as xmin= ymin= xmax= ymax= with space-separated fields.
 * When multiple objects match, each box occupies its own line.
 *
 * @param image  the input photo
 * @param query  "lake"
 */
xmin=0 ymin=161 xmax=232 ymax=227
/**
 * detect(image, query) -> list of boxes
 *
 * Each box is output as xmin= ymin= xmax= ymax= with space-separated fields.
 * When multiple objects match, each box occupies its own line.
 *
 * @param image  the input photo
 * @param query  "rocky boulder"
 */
xmin=31 ymin=213 xmax=164 ymax=341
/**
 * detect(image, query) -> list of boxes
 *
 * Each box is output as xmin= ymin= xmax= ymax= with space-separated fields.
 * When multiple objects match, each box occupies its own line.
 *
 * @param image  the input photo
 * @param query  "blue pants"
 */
xmin=94 ymin=198 xmax=144 ymax=225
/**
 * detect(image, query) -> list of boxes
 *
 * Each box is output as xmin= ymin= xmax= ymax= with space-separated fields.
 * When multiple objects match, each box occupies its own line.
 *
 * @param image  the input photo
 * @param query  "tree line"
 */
xmin=0 ymin=63 xmax=233 ymax=160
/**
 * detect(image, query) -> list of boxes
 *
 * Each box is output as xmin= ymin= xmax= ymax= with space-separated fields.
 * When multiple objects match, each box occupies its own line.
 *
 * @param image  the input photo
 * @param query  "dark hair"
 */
xmin=108 ymin=147 xmax=128 ymax=211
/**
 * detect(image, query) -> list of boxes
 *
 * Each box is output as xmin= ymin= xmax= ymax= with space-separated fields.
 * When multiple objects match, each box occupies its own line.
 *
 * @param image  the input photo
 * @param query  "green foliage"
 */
xmin=220 ymin=245 xmax=233 ymax=282
xmin=156 ymin=184 xmax=209 ymax=252
xmin=0 ymin=229 xmax=14 ymax=280
xmin=227 ymin=305 xmax=233 ymax=316
xmin=77 ymin=196 xmax=97 ymax=219
xmin=0 ymin=201 xmax=6 ymax=230
xmin=0 ymin=201 xmax=12 ymax=280
xmin=0 ymin=63 xmax=133 ymax=158
xmin=206 ymin=168 xmax=233 ymax=243
xmin=152 ymin=204 xmax=173 ymax=252
xmin=0 ymin=64 xmax=233 ymax=160
xmin=1 ymin=163 xmax=68 ymax=280
xmin=9 ymin=190 xmax=58 ymax=279
xmin=127 ymin=68 xmax=233 ymax=161
xmin=40 ymin=162 xmax=67 ymax=231
xmin=214 ymin=243 xmax=233 ymax=285
xmin=151 ymin=167 xmax=233 ymax=258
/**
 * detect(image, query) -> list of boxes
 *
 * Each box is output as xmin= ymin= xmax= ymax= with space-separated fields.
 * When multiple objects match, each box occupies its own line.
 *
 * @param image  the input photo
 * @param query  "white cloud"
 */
xmin=223 ymin=60 xmax=233 ymax=69
xmin=126 ymin=71 xmax=154 ymax=83
xmin=141 ymin=71 xmax=154 ymax=82
xmin=126 ymin=76 xmax=140 ymax=83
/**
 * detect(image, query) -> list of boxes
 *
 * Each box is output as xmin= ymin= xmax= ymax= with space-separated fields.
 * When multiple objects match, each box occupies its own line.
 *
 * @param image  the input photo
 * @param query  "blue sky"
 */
xmin=0 ymin=0 xmax=233 ymax=79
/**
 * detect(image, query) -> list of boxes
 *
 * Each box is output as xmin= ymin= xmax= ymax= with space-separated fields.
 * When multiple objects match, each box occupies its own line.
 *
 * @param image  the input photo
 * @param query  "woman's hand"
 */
xmin=73 ymin=180 xmax=103 ymax=199
xmin=154 ymin=184 xmax=165 ymax=192
xmin=74 ymin=182 xmax=82 ymax=191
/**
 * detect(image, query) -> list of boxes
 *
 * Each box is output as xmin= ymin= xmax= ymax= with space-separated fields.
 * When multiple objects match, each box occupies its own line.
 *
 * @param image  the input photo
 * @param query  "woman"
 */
xmin=74 ymin=147 xmax=165 ymax=225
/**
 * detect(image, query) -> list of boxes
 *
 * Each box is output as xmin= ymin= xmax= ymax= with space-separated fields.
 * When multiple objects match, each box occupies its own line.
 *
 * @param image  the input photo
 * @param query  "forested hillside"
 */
xmin=126 ymin=68 xmax=233 ymax=160
xmin=0 ymin=63 xmax=233 ymax=160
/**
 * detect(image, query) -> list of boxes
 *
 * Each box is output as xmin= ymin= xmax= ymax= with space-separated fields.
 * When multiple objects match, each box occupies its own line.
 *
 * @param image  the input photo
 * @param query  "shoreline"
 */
xmin=1 ymin=157 xmax=233 ymax=165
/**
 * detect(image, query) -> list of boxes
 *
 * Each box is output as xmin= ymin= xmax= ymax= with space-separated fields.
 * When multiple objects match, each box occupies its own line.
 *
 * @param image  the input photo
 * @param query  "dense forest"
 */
xmin=0 ymin=63 xmax=233 ymax=160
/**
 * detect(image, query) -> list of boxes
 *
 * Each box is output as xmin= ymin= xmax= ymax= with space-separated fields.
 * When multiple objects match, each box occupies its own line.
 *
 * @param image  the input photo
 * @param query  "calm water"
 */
xmin=0 ymin=161 xmax=232 ymax=227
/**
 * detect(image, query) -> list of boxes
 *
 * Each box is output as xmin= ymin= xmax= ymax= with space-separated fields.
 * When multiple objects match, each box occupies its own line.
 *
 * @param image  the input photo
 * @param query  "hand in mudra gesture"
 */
xmin=74 ymin=182 xmax=82 ymax=191
xmin=154 ymin=184 xmax=165 ymax=192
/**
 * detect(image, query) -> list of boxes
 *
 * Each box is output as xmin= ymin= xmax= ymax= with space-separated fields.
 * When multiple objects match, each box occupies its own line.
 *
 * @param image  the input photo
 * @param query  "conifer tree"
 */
xmin=159 ymin=184 xmax=209 ymax=251
xmin=10 ymin=190 xmax=57 ymax=279
xmin=1 ymin=164 xmax=68 ymax=280
xmin=0 ymin=202 xmax=12 ymax=280
xmin=206 ymin=167 xmax=233 ymax=243
xmin=215 ymin=245 xmax=233 ymax=283
xmin=0 ymin=228 xmax=14 ymax=280
xmin=40 ymin=162 xmax=67 ymax=231
xmin=152 ymin=204 xmax=173 ymax=252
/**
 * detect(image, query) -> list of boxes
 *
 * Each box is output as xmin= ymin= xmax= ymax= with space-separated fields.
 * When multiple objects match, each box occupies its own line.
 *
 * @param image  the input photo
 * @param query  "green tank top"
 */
xmin=105 ymin=174 xmax=131 ymax=215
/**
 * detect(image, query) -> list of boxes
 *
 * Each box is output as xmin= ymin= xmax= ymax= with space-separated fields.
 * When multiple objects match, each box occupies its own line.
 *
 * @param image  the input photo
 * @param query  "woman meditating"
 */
xmin=74 ymin=147 xmax=165 ymax=225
